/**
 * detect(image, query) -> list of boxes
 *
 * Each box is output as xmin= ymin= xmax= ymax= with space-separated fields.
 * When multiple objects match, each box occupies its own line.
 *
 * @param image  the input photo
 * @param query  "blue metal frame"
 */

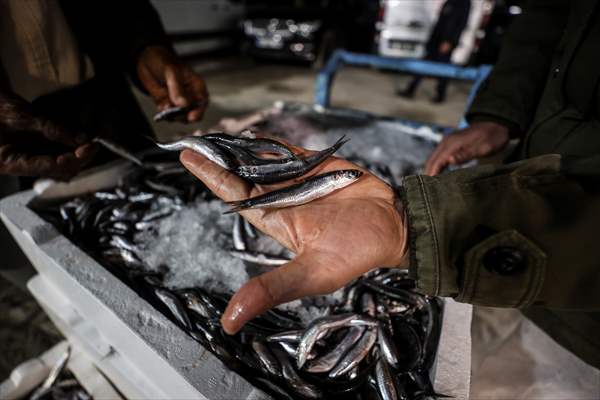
xmin=314 ymin=50 xmax=492 ymax=130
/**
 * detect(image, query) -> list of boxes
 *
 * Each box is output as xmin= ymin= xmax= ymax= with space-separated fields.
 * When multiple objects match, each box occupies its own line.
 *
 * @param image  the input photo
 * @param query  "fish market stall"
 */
xmin=0 ymin=101 xmax=472 ymax=399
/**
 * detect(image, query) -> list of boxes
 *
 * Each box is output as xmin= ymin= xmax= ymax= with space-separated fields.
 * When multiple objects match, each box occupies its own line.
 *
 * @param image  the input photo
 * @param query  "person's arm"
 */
xmin=424 ymin=0 xmax=570 ymax=175
xmin=60 ymin=0 xmax=208 ymax=122
xmin=0 ymin=65 xmax=96 ymax=179
xmin=466 ymin=0 xmax=569 ymax=131
xmin=180 ymin=142 xmax=600 ymax=334
xmin=404 ymin=153 xmax=600 ymax=310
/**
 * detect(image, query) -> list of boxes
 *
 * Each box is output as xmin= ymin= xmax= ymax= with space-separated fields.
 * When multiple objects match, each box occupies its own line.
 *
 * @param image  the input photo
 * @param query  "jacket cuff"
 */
xmin=401 ymin=162 xmax=551 ymax=307
xmin=400 ymin=175 xmax=458 ymax=297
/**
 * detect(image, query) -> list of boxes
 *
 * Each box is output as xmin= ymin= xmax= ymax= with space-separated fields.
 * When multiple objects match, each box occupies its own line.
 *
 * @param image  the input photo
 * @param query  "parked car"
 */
xmin=151 ymin=0 xmax=244 ymax=57
xmin=241 ymin=0 xmax=378 ymax=66
xmin=375 ymin=0 xmax=485 ymax=64
xmin=375 ymin=0 xmax=435 ymax=59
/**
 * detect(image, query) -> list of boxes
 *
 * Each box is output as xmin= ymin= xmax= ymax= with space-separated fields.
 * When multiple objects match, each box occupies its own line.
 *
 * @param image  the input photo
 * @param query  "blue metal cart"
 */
xmin=314 ymin=50 xmax=492 ymax=131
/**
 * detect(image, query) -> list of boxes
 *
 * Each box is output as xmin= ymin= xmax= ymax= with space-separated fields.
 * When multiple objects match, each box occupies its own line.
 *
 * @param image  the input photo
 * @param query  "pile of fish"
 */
xmin=30 ymin=347 xmax=90 ymax=400
xmin=38 ymin=135 xmax=445 ymax=400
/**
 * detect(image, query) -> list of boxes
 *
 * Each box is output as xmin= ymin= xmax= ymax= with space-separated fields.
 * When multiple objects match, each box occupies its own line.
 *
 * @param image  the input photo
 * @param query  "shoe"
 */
xmin=431 ymin=95 xmax=446 ymax=103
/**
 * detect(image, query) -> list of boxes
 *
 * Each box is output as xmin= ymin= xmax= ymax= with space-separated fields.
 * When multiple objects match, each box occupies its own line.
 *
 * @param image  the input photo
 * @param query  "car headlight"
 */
xmin=297 ymin=21 xmax=321 ymax=38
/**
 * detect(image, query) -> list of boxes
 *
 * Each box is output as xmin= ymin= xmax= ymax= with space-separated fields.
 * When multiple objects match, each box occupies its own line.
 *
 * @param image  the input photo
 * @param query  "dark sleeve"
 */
xmin=401 ymin=154 xmax=600 ymax=311
xmin=59 ymin=0 xmax=172 ymax=85
xmin=465 ymin=0 xmax=570 ymax=134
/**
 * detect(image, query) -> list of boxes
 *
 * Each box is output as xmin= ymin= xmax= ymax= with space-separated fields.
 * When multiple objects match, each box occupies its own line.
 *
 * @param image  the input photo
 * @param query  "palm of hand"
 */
xmin=180 ymin=147 xmax=406 ymax=334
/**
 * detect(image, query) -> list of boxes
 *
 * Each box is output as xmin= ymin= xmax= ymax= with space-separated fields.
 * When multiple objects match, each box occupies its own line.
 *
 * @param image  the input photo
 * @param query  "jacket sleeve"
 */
xmin=59 ymin=0 xmax=172 ymax=87
xmin=401 ymin=154 xmax=600 ymax=311
xmin=466 ymin=0 xmax=570 ymax=134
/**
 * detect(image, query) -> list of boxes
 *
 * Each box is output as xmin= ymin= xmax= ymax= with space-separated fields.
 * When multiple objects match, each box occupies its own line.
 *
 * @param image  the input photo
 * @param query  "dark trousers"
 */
xmin=403 ymin=50 xmax=453 ymax=100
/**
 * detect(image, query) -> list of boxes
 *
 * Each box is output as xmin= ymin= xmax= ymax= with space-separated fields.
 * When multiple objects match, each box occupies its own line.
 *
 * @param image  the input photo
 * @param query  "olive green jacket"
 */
xmin=402 ymin=0 xmax=600 ymax=369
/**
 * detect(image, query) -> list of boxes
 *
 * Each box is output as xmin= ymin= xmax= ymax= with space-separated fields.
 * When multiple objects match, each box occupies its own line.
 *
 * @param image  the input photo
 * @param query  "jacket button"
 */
xmin=482 ymin=246 xmax=526 ymax=275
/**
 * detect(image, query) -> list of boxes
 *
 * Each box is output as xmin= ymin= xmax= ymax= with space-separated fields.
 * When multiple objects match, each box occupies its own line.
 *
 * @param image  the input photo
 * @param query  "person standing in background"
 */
xmin=0 ymin=0 xmax=209 ymax=287
xmin=398 ymin=0 xmax=471 ymax=103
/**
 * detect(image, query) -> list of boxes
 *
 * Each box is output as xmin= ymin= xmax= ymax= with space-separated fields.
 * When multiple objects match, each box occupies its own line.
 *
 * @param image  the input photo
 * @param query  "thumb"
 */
xmin=221 ymin=253 xmax=337 ymax=334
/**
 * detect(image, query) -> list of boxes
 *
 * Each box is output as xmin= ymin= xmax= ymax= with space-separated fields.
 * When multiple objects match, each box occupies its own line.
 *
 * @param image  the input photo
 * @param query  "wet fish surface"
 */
xmin=225 ymin=169 xmax=362 ymax=213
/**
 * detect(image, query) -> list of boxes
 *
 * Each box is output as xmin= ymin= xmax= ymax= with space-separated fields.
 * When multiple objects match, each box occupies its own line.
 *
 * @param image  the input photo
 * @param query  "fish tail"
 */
xmin=332 ymin=135 xmax=350 ymax=150
xmin=223 ymin=200 xmax=246 ymax=214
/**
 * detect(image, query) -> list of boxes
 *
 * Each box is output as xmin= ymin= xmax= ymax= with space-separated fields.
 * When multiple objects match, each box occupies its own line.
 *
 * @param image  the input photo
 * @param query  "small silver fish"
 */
xmin=272 ymin=344 xmax=322 ymax=399
xmin=179 ymin=290 xmax=211 ymax=319
xmin=202 ymin=132 xmax=297 ymax=159
xmin=304 ymin=326 xmax=365 ymax=373
xmin=266 ymin=330 xmax=303 ymax=343
xmin=251 ymin=339 xmax=282 ymax=377
xmin=232 ymin=214 xmax=246 ymax=251
xmin=243 ymin=218 xmax=257 ymax=239
xmin=235 ymin=136 xmax=349 ymax=184
xmin=225 ymin=169 xmax=362 ymax=214
xmin=361 ymin=292 xmax=376 ymax=317
xmin=378 ymin=324 xmax=400 ymax=369
xmin=154 ymin=288 xmax=193 ymax=330
xmin=296 ymin=313 xmax=378 ymax=368
xmin=93 ymin=137 xmax=144 ymax=166
xmin=375 ymin=356 xmax=399 ymax=400
xmin=328 ymin=327 xmax=377 ymax=378
xmin=154 ymin=136 xmax=237 ymax=170
xmin=229 ymin=250 xmax=290 ymax=266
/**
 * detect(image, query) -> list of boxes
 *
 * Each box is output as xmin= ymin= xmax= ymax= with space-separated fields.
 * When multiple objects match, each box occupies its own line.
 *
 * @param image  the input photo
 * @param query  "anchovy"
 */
xmin=251 ymin=339 xmax=282 ymax=377
xmin=229 ymin=250 xmax=290 ymax=266
xmin=202 ymin=132 xmax=297 ymax=159
xmin=328 ymin=327 xmax=377 ymax=378
xmin=109 ymin=235 xmax=138 ymax=253
xmin=93 ymin=137 xmax=144 ymax=166
xmin=361 ymin=292 xmax=376 ymax=317
xmin=266 ymin=330 xmax=303 ymax=343
xmin=212 ymin=140 xmax=270 ymax=166
xmin=154 ymin=136 xmax=237 ymax=170
xmin=243 ymin=218 xmax=257 ymax=238
xmin=102 ymin=248 xmax=144 ymax=269
xmin=129 ymin=192 xmax=157 ymax=203
xmin=375 ymin=357 xmax=398 ymax=400
xmin=272 ymin=344 xmax=322 ymax=399
xmin=377 ymin=325 xmax=400 ymax=369
xmin=296 ymin=313 xmax=378 ymax=368
xmin=361 ymin=279 xmax=427 ymax=308
xmin=154 ymin=288 xmax=193 ymax=330
xmin=225 ymin=169 xmax=362 ymax=213
xmin=304 ymin=326 xmax=364 ymax=373
xmin=144 ymin=178 xmax=181 ymax=195
xmin=179 ymin=290 xmax=211 ymax=319
xmin=232 ymin=214 xmax=246 ymax=251
xmin=235 ymin=136 xmax=349 ymax=184
xmin=153 ymin=101 xmax=204 ymax=122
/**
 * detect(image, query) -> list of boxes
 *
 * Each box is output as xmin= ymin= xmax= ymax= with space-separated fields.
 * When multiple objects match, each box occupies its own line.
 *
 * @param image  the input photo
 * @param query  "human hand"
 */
xmin=424 ymin=121 xmax=510 ymax=176
xmin=137 ymin=46 xmax=209 ymax=123
xmin=0 ymin=93 xmax=97 ymax=179
xmin=180 ymin=145 xmax=408 ymax=334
